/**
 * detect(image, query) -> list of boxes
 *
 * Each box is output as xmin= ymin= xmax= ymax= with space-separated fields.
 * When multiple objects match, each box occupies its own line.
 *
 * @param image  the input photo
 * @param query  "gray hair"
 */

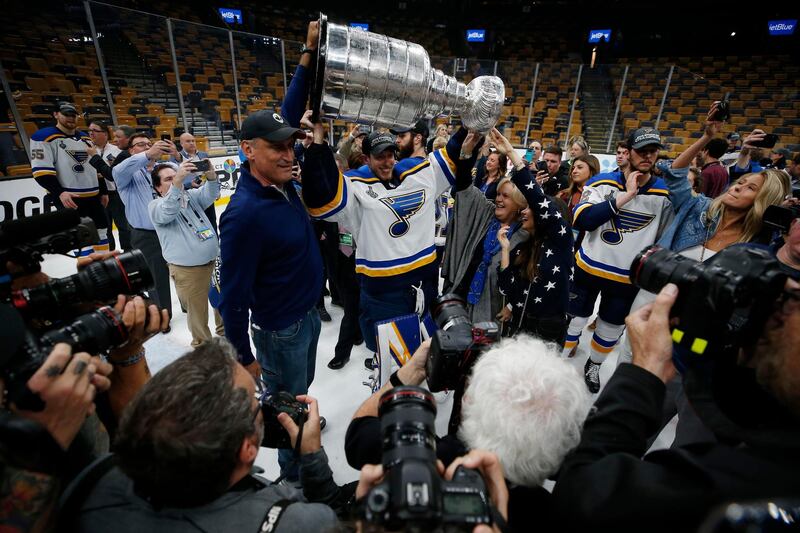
xmin=459 ymin=335 xmax=591 ymax=487
xmin=115 ymin=338 xmax=257 ymax=506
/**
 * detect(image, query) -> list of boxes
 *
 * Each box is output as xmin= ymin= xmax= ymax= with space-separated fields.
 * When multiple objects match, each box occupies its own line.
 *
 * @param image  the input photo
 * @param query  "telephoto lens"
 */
xmin=379 ymin=386 xmax=438 ymax=469
xmin=10 ymin=250 xmax=153 ymax=318
xmin=39 ymin=306 xmax=129 ymax=355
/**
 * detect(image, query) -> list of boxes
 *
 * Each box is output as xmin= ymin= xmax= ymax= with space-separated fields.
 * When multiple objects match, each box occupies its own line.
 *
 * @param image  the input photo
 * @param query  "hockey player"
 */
xmin=563 ymin=128 xmax=673 ymax=393
xmin=300 ymin=111 xmax=467 ymax=365
xmin=391 ymin=120 xmax=429 ymax=178
xmin=30 ymin=102 xmax=109 ymax=254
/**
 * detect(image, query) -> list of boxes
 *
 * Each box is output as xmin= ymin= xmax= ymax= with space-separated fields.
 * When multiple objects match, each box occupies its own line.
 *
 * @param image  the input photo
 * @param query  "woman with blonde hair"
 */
xmin=568 ymin=135 xmax=590 ymax=161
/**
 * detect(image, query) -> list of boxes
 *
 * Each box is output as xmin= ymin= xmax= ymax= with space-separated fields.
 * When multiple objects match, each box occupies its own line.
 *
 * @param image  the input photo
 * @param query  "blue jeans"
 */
xmin=251 ymin=308 xmax=321 ymax=481
xmin=359 ymin=277 xmax=438 ymax=353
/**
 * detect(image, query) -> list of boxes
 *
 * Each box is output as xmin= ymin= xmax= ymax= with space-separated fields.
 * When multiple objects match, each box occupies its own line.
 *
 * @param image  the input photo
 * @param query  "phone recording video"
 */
xmin=193 ymin=159 xmax=211 ymax=172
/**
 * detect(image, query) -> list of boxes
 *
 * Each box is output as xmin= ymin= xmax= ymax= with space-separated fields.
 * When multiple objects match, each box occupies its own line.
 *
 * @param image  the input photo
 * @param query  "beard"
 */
xmin=398 ymin=141 xmax=414 ymax=159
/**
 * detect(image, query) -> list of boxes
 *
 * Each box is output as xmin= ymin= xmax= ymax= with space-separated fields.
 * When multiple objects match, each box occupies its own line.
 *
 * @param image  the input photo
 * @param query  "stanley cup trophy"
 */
xmin=309 ymin=14 xmax=505 ymax=133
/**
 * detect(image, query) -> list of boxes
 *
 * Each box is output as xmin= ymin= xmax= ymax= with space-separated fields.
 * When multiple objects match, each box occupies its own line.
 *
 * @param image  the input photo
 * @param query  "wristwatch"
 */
xmin=300 ymin=45 xmax=315 ymax=55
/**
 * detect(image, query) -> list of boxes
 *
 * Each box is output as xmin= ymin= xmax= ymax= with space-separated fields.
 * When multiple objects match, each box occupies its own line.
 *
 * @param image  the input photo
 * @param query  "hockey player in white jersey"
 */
xmin=299 ymin=111 xmax=467 ymax=362
xmin=564 ymin=128 xmax=673 ymax=393
xmin=29 ymin=102 xmax=109 ymax=255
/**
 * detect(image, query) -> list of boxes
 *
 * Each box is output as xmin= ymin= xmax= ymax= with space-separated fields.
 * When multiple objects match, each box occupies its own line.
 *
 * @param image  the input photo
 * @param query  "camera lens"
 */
xmin=432 ymin=293 xmax=472 ymax=332
xmin=11 ymin=250 xmax=154 ymax=318
xmin=379 ymin=386 xmax=437 ymax=469
xmin=40 ymin=306 xmax=128 ymax=354
xmin=630 ymin=245 xmax=702 ymax=294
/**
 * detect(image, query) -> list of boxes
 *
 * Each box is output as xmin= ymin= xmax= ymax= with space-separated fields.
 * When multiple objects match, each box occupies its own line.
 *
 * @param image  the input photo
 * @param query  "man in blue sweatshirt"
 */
xmin=219 ymin=110 xmax=322 ymax=484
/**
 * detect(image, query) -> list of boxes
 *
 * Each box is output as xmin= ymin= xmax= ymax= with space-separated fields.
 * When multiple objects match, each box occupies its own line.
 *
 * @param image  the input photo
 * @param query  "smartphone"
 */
xmin=161 ymin=134 xmax=171 ymax=141
xmin=711 ymin=98 xmax=730 ymax=122
xmin=194 ymin=159 xmax=211 ymax=172
xmin=525 ymin=148 xmax=534 ymax=162
xmin=536 ymin=160 xmax=548 ymax=173
xmin=751 ymin=134 xmax=779 ymax=149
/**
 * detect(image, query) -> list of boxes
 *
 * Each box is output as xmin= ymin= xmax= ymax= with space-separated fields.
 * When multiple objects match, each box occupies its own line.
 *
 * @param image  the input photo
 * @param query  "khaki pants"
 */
xmin=168 ymin=261 xmax=224 ymax=346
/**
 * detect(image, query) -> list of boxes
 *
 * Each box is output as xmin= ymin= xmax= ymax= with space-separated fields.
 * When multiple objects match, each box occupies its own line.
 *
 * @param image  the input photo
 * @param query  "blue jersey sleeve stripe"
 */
xmin=433 ymin=149 xmax=455 ymax=185
xmin=355 ymin=244 xmax=437 ymax=268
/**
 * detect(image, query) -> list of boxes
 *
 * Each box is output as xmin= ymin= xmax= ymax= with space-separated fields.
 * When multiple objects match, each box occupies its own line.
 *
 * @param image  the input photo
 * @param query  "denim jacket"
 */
xmin=655 ymin=160 xmax=719 ymax=252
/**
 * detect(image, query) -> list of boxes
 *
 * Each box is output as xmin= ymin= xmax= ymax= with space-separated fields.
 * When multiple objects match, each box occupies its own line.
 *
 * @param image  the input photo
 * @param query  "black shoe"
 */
xmin=584 ymin=358 xmax=601 ymax=394
xmin=327 ymin=356 xmax=349 ymax=370
xmin=364 ymin=357 xmax=376 ymax=370
xmin=354 ymin=336 xmax=364 ymax=346
xmin=320 ymin=416 xmax=327 ymax=432
xmin=318 ymin=307 xmax=332 ymax=322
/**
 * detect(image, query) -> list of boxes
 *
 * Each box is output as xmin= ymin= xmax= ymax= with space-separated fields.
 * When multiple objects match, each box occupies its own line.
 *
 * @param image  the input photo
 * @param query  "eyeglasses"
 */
xmin=131 ymin=141 xmax=152 ymax=148
xmin=88 ymin=128 xmax=106 ymax=134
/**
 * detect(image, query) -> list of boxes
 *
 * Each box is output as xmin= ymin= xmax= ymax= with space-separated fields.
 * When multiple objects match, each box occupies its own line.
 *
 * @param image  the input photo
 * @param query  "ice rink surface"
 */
xmin=39 ymin=203 xmax=674 ymax=486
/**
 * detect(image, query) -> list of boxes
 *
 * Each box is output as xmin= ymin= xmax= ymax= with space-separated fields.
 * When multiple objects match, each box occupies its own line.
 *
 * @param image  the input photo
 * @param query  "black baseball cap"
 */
xmin=390 ymin=120 xmax=429 ymax=139
xmin=354 ymin=125 xmax=371 ymax=137
xmin=362 ymin=132 xmax=398 ymax=156
xmin=240 ymin=110 xmax=305 ymax=142
xmin=57 ymin=102 xmax=77 ymax=116
xmin=627 ymin=127 xmax=664 ymax=150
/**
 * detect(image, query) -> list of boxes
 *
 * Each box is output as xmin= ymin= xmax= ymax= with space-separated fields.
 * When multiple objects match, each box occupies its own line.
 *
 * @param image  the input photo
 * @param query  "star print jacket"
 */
xmin=497 ymin=166 xmax=574 ymax=330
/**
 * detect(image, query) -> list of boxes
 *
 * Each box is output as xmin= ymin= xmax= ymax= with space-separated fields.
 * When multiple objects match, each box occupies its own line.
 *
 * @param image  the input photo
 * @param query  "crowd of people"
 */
xmin=3 ymin=18 xmax=800 ymax=533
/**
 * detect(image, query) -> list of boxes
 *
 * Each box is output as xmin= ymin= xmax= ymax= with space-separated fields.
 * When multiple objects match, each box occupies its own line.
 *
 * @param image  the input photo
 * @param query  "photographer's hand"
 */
xmin=356 ymin=459 xmax=445 ymax=501
xmin=445 ymin=450 xmax=509 ymax=533
xmin=625 ymin=283 xmax=678 ymax=384
xmin=17 ymin=343 xmax=113 ymax=450
xmin=278 ymin=394 xmax=322 ymax=455
xmin=173 ymin=160 xmax=197 ymax=190
xmin=397 ymin=339 xmax=431 ymax=386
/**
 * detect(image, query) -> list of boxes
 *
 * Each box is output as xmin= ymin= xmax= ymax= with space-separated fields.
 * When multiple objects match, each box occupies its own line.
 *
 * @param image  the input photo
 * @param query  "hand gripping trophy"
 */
xmin=309 ymin=13 xmax=505 ymax=133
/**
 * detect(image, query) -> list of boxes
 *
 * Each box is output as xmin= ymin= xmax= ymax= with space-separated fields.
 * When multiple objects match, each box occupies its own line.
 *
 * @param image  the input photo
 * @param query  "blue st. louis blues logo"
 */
xmin=65 ymin=149 xmax=89 ymax=173
xmin=601 ymin=208 xmax=655 ymax=244
xmin=381 ymin=190 xmax=426 ymax=238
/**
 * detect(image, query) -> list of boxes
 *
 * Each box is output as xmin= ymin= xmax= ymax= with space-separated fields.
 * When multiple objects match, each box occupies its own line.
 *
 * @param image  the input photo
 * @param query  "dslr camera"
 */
xmin=763 ymin=204 xmax=799 ymax=233
xmin=426 ymin=294 xmax=499 ymax=392
xmin=1 ymin=211 xmax=156 ymax=411
xmin=259 ymin=391 xmax=308 ymax=449
xmin=363 ymin=386 xmax=493 ymax=532
xmin=630 ymin=245 xmax=786 ymax=370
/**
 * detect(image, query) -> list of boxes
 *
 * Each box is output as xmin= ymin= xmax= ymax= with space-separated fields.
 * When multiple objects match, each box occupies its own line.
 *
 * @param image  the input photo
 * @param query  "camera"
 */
xmin=2 ymin=304 xmax=130 ymax=411
xmin=0 ymin=211 xmax=99 ymax=296
xmin=259 ymin=391 xmax=308 ymax=449
xmin=426 ymin=294 xmax=499 ymax=392
xmin=193 ymin=159 xmax=211 ymax=172
xmin=10 ymin=250 xmax=153 ymax=320
xmin=711 ymin=98 xmax=730 ymax=122
xmin=763 ymin=204 xmax=799 ymax=233
xmin=630 ymin=245 xmax=786 ymax=370
xmin=364 ymin=386 xmax=493 ymax=531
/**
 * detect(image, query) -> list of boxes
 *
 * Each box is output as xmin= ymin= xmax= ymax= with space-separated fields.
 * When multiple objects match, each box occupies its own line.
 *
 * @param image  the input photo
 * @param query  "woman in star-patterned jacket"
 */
xmin=491 ymin=129 xmax=575 ymax=346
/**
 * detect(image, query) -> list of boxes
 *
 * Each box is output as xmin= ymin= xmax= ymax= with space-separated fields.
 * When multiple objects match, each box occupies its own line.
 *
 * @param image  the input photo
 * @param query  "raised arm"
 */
xmin=672 ymin=103 xmax=724 ymax=169
xmin=452 ymin=129 xmax=482 ymax=192
xmin=299 ymin=110 xmax=354 ymax=223
xmin=280 ymin=21 xmax=319 ymax=127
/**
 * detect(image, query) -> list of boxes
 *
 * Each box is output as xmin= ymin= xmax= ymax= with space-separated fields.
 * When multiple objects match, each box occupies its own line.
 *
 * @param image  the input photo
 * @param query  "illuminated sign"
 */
xmin=218 ymin=8 xmax=242 ymax=24
xmin=467 ymin=29 xmax=486 ymax=42
xmin=768 ymin=19 xmax=796 ymax=35
xmin=588 ymin=29 xmax=612 ymax=43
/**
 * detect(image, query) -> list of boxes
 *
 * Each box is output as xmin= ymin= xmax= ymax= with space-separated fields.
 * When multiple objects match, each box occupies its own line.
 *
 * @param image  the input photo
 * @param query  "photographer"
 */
xmin=72 ymin=338 xmax=342 ymax=532
xmin=346 ymin=336 xmax=591 ymax=532
xmin=551 ymin=281 xmax=800 ymax=532
xmin=149 ymin=160 xmax=224 ymax=347
xmin=0 ymin=340 xmax=112 ymax=532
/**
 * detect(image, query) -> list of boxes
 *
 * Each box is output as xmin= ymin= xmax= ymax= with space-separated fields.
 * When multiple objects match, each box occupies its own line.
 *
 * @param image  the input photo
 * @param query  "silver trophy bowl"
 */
xmin=309 ymin=14 xmax=504 ymax=133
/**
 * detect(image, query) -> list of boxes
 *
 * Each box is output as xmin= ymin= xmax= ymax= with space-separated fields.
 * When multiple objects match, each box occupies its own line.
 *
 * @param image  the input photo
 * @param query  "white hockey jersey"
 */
xmin=572 ymin=172 xmax=674 ymax=284
xmin=30 ymin=127 xmax=100 ymax=196
xmin=307 ymin=149 xmax=456 ymax=279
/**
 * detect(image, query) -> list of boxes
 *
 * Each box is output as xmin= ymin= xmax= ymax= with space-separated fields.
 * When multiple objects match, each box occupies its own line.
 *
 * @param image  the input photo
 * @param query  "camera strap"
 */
xmin=256 ymin=499 xmax=294 ymax=533
xmin=490 ymin=505 xmax=511 ymax=533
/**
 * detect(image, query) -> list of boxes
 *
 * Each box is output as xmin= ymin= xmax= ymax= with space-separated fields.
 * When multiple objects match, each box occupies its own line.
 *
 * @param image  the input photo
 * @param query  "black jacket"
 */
xmin=552 ymin=364 xmax=800 ymax=532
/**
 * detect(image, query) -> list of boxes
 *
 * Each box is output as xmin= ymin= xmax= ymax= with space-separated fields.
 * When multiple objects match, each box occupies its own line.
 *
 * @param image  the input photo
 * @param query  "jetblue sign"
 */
xmin=768 ymin=19 xmax=797 ymax=36
xmin=350 ymin=22 xmax=370 ymax=31
xmin=466 ymin=29 xmax=486 ymax=42
xmin=588 ymin=29 xmax=612 ymax=43
xmin=218 ymin=8 xmax=242 ymax=24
